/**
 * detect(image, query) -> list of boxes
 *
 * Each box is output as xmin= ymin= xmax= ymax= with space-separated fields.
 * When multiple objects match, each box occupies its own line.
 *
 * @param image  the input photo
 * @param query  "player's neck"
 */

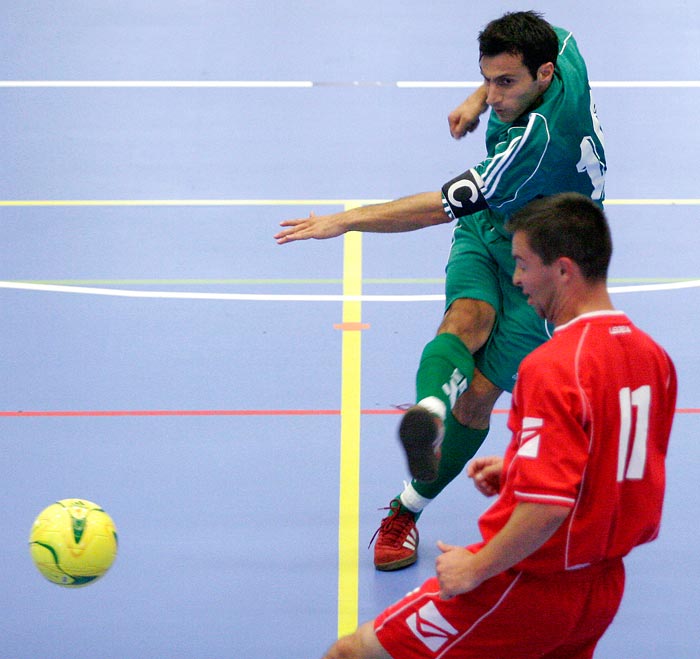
xmin=553 ymin=282 xmax=614 ymax=327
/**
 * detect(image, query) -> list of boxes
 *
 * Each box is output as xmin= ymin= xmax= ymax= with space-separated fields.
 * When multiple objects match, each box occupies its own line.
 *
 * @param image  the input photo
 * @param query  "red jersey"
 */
xmin=472 ymin=311 xmax=677 ymax=573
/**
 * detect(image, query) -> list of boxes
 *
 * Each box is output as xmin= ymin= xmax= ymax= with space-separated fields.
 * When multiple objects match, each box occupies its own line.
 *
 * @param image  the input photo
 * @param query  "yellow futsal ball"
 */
xmin=29 ymin=499 xmax=118 ymax=588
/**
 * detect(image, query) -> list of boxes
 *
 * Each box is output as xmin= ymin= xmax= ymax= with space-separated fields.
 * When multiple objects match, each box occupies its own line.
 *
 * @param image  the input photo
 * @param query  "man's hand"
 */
xmin=435 ymin=502 xmax=570 ymax=601
xmin=448 ymin=106 xmax=481 ymax=139
xmin=448 ymin=85 xmax=488 ymax=139
xmin=467 ymin=456 xmax=503 ymax=497
xmin=274 ymin=192 xmax=450 ymax=245
xmin=435 ymin=542 xmax=482 ymax=599
xmin=274 ymin=212 xmax=348 ymax=244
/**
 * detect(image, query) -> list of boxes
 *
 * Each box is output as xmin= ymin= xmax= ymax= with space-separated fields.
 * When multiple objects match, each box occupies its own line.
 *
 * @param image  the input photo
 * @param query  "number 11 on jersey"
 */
xmin=617 ymin=385 xmax=651 ymax=482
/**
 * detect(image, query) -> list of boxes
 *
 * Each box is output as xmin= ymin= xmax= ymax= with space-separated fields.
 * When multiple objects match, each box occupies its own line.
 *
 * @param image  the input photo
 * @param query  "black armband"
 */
xmin=441 ymin=169 xmax=489 ymax=218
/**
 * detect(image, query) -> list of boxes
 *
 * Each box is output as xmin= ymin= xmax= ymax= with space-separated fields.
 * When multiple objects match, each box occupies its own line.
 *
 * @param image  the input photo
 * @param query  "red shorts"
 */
xmin=374 ymin=559 xmax=625 ymax=659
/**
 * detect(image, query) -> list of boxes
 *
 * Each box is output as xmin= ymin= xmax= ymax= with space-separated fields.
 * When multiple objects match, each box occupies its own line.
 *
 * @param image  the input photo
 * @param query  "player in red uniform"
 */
xmin=320 ymin=193 xmax=677 ymax=659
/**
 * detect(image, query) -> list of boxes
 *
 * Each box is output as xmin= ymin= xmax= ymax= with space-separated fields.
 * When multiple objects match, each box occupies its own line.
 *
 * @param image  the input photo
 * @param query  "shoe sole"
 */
xmin=375 ymin=553 xmax=418 ymax=571
xmin=399 ymin=407 xmax=440 ymax=482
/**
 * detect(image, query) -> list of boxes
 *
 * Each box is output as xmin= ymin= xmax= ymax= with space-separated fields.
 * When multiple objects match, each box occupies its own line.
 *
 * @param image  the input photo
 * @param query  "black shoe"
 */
xmin=398 ymin=406 xmax=443 ymax=482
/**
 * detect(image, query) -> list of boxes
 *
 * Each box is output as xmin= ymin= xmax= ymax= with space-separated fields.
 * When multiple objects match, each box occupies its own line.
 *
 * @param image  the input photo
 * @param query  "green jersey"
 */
xmin=443 ymin=27 xmax=606 ymax=232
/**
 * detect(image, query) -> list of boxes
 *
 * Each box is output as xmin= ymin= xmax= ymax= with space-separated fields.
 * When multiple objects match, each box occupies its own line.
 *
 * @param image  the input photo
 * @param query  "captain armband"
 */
xmin=441 ymin=169 xmax=489 ymax=219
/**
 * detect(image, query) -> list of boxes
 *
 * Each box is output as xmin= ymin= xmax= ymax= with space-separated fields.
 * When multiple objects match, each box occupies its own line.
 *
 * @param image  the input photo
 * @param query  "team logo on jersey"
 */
xmin=406 ymin=601 xmax=459 ymax=652
xmin=517 ymin=416 xmax=543 ymax=458
xmin=610 ymin=325 xmax=631 ymax=335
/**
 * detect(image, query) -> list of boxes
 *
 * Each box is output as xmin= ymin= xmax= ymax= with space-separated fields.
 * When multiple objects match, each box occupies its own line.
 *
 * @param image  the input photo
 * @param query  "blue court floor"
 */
xmin=1 ymin=2 xmax=699 ymax=658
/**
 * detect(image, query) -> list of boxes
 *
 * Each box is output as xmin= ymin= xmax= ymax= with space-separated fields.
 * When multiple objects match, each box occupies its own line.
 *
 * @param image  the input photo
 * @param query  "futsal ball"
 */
xmin=29 ymin=499 xmax=118 ymax=588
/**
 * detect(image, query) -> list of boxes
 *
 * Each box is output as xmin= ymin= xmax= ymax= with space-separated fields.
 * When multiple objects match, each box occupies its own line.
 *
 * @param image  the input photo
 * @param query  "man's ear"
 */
xmin=537 ymin=62 xmax=555 ymax=84
xmin=556 ymin=256 xmax=577 ymax=280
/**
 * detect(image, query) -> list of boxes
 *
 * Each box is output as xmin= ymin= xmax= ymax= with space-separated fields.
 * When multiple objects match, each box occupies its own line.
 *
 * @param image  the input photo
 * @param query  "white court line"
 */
xmin=0 ymin=80 xmax=314 ymax=88
xmin=396 ymin=80 xmax=700 ymax=89
xmin=0 ymin=199 xmax=390 ymax=207
xmin=0 ymin=80 xmax=698 ymax=89
xmin=1 ymin=279 xmax=699 ymax=302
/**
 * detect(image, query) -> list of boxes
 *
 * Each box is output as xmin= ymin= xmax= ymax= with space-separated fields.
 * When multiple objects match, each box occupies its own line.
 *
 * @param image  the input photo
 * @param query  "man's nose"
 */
xmin=485 ymin=84 xmax=500 ymax=106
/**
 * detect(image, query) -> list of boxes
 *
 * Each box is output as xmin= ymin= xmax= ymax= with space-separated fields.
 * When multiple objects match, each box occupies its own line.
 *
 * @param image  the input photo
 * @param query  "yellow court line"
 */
xmin=336 ymin=208 xmax=364 ymax=637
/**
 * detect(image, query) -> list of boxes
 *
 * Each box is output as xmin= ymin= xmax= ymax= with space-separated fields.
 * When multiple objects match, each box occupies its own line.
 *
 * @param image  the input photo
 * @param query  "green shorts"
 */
xmin=445 ymin=211 xmax=550 ymax=393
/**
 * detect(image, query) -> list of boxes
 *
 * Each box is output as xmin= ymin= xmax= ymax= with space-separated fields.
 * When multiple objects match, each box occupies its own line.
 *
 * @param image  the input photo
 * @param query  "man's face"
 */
xmin=480 ymin=52 xmax=552 ymax=123
xmin=511 ymin=231 xmax=559 ymax=321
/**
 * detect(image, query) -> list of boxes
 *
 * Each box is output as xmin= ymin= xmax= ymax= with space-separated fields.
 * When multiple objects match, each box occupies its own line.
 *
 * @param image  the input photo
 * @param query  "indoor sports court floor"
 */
xmin=2 ymin=2 xmax=699 ymax=658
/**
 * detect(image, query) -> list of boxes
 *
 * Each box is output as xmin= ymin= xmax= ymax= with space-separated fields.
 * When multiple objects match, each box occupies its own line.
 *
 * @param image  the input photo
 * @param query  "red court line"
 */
xmin=0 ymin=408 xmax=478 ymax=417
xmin=0 ymin=409 xmax=346 ymax=417
xmin=0 ymin=408 xmax=697 ymax=418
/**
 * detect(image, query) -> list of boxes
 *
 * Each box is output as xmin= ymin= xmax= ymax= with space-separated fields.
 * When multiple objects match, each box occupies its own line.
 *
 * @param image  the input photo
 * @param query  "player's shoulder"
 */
xmin=518 ymin=324 xmax=578 ymax=381
xmin=552 ymin=26 xmax=574 ymax=43
xmin=543 ymin=311 xmax=670 ymax=366
xmin=523 ymin=312 xmax=627 ymax=367
xmin=552 ymin=25 xmax=579 ymax=58
xmin=550 ymin=26 xmax=589 ymax=90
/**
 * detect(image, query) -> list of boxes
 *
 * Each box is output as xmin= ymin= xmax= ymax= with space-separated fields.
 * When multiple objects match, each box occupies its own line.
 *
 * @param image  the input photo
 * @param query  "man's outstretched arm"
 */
xmin=274 ymin=191 xmax=449 ymax=244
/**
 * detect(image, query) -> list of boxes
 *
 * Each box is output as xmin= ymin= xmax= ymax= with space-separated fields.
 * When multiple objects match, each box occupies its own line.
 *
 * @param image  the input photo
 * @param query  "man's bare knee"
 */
xmin=453 ymin=369 xmax=503 ymax=428
xmin=439 ymin=298 xmax=495 ymax=354
xmin=322 ymin=622 xmax=390 ymax=659
xmin=322 ymin=635 xmax=356 ymax=659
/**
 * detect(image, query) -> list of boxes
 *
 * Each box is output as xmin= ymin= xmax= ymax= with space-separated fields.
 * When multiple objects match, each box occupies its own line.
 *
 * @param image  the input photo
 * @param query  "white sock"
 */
xmin=417 ymin=396 xmax=447 ymax=422
xmin=399 ymin=481 xmax=433 ymax=513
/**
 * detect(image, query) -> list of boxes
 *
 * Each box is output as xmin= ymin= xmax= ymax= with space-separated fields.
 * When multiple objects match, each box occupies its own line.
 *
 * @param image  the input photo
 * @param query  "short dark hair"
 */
xmin=478 ymin=11 xmax=559 ymax=79
xmin=506 ymin=193 xmax=613 ymax=281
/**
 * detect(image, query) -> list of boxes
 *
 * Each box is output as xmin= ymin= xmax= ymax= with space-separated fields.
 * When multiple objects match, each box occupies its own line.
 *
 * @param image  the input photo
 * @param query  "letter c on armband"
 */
xmin=441 ymin=169 xmax=489 ymax=218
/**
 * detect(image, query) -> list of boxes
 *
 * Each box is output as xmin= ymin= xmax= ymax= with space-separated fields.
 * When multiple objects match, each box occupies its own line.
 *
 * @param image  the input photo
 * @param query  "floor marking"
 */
xmin=605 ymin=199 xmax=700 ymax=205
xmin=0 ymin=198 xmax=388 ymax=207
xmin=2 ymin=279 xmax=699 ymax=301
xmin=10 ymin=278 xmax=444 ymax=287
xmin=334 ymin=322 xmax=370 ymax=331
xmin=8 ymin=277 xmax=691 ymax=286
xmin=1 ymin=80 xmax=697 ymax=89
xmin=1 ymin=198 xmax=699 ymax=207
xmin=337 ymin=215 xmax=364 ymax=637
xmin=608 ymin=280 xmax=700 ymax=293
xmin=398 ymin=80 xmax=700 ymax=89
xmin=2 ymin=407 xmax=695 ymax=418
xmin=0 ymin=80 xmax=315 ymax=88
xmin=0 ymin=409 xmax=351 ymax=418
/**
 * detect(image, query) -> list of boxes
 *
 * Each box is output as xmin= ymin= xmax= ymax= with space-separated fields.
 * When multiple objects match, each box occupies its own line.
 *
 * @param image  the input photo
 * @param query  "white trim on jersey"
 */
xmin=514 ymin=491 xmax=576 ymax=506
xmin=554 ymin=310 xmax=627 ymax=334
xmin=481 ymin=113 xmax=551 ymax=209
xmin=559 ymin=31 xmax=574 ymax=56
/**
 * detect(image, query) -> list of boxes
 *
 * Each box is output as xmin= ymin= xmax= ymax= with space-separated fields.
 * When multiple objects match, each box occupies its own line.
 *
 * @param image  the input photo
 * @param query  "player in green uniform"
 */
xmin=274 ymin=11 xmax=606 ymax=571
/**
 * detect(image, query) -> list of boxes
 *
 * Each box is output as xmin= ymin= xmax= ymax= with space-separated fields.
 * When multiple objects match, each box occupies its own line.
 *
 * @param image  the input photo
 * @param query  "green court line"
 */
xmin=8 ymin=277 xmax=698 ymax=286
xmin=14 ymin=278 xmax=352 ymax=286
